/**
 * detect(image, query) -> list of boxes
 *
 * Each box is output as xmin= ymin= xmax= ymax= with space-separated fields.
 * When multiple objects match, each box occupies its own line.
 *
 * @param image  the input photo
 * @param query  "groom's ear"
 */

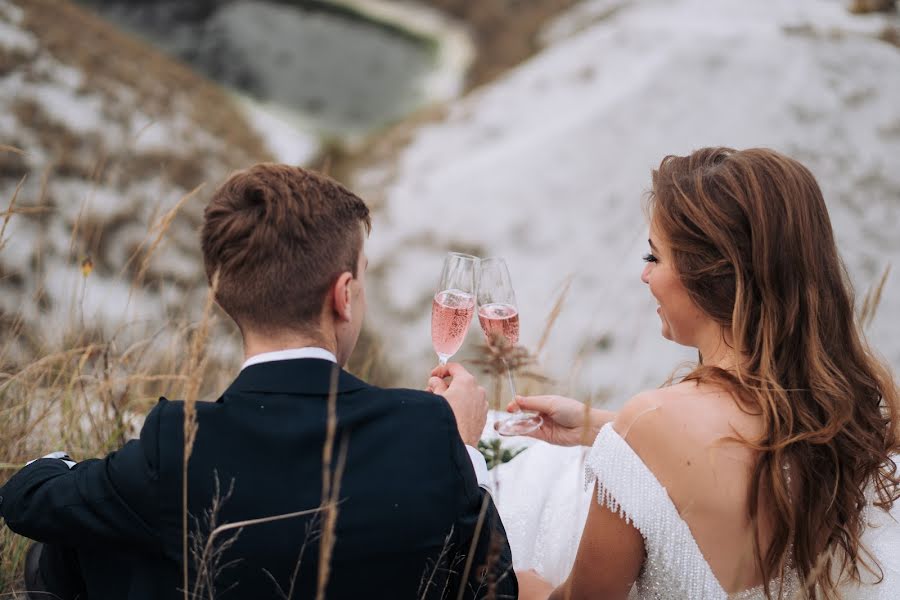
xmin=331 ymin=271 xmax=355 ymax=323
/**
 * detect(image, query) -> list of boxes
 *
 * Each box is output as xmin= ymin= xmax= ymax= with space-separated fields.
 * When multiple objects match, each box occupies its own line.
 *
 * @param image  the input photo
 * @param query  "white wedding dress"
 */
xmin=493 ymin=423 xmax=900 ymax=599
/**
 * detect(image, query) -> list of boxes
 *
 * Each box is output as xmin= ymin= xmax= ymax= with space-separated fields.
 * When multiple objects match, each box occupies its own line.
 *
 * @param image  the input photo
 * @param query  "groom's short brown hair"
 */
xmin=201 ymin=163 xmax=371 ymax=333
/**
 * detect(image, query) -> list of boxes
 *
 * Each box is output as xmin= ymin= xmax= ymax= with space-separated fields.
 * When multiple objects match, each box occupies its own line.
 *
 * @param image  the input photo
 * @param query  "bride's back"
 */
xmin=616 ymin=382 xmax=774 ymax=594
xmin=631 ymin=147 xmax=900 ymax=597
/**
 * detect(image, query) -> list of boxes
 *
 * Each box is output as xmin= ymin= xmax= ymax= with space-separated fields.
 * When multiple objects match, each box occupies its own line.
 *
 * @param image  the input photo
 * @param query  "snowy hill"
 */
xmin=363 ymin=0 xmax=900 ymax=403
xmin=0 ymin=0 xmax=275 ymax=366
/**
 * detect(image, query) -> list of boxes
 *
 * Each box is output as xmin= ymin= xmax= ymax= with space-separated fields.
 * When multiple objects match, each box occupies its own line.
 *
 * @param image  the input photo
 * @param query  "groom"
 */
xmin=0 ymin=164 xmax=517 ymax=599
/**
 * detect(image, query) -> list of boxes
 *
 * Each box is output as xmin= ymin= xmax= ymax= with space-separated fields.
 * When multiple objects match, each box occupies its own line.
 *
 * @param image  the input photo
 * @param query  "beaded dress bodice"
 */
xmin=584 ymin=423 xmax=800 ymax=599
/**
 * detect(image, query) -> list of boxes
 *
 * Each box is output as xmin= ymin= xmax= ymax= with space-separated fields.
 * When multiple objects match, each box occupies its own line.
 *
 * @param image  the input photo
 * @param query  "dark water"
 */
xmin=78 ymin=0 xmax=436 ymax=136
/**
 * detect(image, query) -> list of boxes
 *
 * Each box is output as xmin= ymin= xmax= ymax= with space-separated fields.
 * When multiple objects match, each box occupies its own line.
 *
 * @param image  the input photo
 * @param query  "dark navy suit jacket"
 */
xmin=0 ymin=359 xmax=517 ymax=599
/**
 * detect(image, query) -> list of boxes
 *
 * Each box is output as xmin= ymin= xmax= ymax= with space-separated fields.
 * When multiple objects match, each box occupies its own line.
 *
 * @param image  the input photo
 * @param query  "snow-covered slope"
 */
xmin=365 ymin=0 xmax=900 ymax=403
xmin=0 ymin=0 xmax=274 ymax=365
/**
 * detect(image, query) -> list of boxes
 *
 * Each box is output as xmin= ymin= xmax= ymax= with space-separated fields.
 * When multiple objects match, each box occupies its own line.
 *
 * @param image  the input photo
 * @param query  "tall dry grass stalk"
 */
xmin=455 ymin=495 xmax=491 ymax=600
xmin=190 ymin=478 xmax=328 ymax=600
xmin=125 ymin=183 xmax=205 ymax=296
xmin=315 ymin=364 xmax=349 ymax=600
xmin=189 ymin=474 xmax=240 ymax=600
xmin=535 ymin=275 xmax=573 ymax=358
xmin=0 ymin=174 xmax=25 ymax=252
xmin=859 ymin=264 xmax=891 ymax=330
xmin=0 ymin=139 xmax=235 ymax=593
xmin=0 ymin=297 xmax=230 ymax=593
xmin=180 ymin=364 xmax=347 ymax=599
xmin=265 ymin=518 xmax=322 ymax=600
xmin=180 ymin=270 xmax=219 ymax=600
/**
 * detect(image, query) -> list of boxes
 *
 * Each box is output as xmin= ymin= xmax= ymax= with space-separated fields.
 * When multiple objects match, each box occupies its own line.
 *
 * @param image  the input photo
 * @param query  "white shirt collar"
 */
xmin=241 ymin=347 xmax=337 ymax=371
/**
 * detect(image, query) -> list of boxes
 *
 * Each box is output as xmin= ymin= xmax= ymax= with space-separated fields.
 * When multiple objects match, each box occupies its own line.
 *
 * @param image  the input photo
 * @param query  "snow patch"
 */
xmin=0 ymin=17 xmax=36 ymax=53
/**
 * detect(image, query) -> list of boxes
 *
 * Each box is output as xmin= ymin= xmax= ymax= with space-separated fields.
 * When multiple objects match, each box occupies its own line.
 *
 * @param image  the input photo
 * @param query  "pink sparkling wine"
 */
xmin=431 ymin=289 xmax=475 ymax=358
xmin=478 ymin=303 xmax=519 ymax=346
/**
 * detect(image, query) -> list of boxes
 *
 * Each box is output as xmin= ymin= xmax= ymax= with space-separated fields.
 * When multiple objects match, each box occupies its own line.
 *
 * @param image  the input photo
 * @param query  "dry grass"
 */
xmin=0 ymin=146 xmax=236 ymax=593
xmin=860 ymin=265 xmax=892 ymax=329
xmin=0 ymin=154 xmax=428 ymax=598
xmin=849 ymin=0 xmax=897 ymax=14
xmin=424 ymin=0 xmax=580 ymax=88
xmin=0 ymin=322 xmax=236 ymax=593
xmin=878 ymin=25 xmax=900 ymax=48
xmin=0 ymin=180 xmax=232 ymax=592
xmin=0 ymin=187 xmax=350 ymax=598
xmin=0 ymin=2 xmax=534 ymax=595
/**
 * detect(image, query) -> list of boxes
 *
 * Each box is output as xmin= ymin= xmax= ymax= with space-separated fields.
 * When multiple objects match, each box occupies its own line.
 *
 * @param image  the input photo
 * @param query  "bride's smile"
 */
xmin=641 ymin=224 xmax=707 ymax=348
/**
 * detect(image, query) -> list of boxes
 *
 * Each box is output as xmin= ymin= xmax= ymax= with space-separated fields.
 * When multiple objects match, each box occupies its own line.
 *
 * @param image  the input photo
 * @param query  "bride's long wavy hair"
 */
xmin=648 ymin=147 xmax=900 ymax=599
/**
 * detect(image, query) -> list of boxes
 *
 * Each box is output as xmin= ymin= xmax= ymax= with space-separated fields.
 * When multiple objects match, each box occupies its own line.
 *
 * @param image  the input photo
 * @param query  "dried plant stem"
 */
xmin=860 ymin=265 xmax=891 ymax=329
xmin=124 ymin=183 xmax=204 ymax=293
xmin=315 ymin=434 xmax=349 ymax=600
xmin=418 ymin=528 xmax=455 ymax=599
xmin=67 ymin=150 xmax=112 ymax=259
xmin=536 ymin=275 xmax=573 ymax=356
xmin=0 ymin=175 xmax=26 ymax=252
xmin=0 ymin=344 xmax=105 ymax=390
xmin=284 ymin=519 xmax=320 ymax=600
xmin=316 ymin=364 xmax=348 ymax=600
xmin=197 ymin=505 xmax=330 ymax=599
xmin=182 ymin=417 xmax=194 ymax=597
xmin=455 ymin=493 xmax=491 ymax=600
xmin=181 ymin=272 xmax=218 ymax=600
xmin=320 ymin=365 xmax=340 ymax=504
xmin=203 ymin=507 xmax=330 ymax=554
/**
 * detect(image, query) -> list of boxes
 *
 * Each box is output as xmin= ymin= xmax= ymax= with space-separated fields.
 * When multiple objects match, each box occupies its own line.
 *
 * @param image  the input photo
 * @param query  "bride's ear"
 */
xmin=331 ymin=271 xmax=354 ymax=322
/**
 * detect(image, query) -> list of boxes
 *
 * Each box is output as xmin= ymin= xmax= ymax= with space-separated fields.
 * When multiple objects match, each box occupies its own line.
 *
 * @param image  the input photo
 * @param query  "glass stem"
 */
xmin=502 ymin=358 xmax=517 ymax=409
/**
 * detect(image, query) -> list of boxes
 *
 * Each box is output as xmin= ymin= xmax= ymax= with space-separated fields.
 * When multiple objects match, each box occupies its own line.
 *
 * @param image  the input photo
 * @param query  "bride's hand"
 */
xmin=505 ymin=395 xmax=614 ymax=447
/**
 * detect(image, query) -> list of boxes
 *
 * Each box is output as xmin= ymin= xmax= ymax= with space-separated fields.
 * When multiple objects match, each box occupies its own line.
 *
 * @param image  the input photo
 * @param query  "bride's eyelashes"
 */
xmin=642 ymin=253 xmax=658 ymax=263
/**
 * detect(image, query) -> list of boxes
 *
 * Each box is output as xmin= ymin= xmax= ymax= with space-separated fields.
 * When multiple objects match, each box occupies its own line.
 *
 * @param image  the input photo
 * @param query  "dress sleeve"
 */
xmin=584 ymin=423 xmax=725 ymax=599
xmin=583 ymin=423 xmax=675 ymax=529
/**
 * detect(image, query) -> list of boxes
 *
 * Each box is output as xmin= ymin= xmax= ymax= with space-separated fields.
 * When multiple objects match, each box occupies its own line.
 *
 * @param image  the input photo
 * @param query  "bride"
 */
xmin=491 ymin=147 xmax=900 ymax=599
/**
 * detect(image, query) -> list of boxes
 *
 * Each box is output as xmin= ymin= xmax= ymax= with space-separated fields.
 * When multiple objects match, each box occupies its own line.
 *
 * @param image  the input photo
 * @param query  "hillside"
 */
xmin=0 ymin=0 xmax=273 ymax=370
xmin=362 ymin=0 xmax=900 ymax=401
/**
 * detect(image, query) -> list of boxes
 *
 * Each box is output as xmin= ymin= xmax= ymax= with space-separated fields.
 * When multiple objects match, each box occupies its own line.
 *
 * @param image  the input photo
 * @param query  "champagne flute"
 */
xmin=431 ymin=252 xmax=477 ymax=365
xmin=476 ymin=257 xmax=543 ymax=436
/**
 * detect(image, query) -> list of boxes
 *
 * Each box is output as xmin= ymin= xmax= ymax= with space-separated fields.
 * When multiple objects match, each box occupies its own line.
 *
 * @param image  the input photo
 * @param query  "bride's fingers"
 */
xmin=519 ymin=424 xmax=550 ymax=441
xmin=513 ymin=395 xmax=554 ymax=415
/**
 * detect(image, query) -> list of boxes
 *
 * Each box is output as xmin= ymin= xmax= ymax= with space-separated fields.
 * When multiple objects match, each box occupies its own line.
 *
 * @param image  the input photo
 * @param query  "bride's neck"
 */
xmin=696 ymin=326 xmax=738 ymax=371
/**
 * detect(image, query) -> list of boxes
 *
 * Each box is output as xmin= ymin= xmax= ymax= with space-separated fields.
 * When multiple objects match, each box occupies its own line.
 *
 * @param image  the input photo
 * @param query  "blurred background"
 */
xmin=1 ymin=0 xmax=899 ymax=443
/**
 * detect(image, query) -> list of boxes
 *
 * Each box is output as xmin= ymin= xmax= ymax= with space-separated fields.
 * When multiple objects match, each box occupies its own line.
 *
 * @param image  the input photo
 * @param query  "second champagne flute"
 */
xmin=431 ymin=252 xmax=477 ymax=365
xmin=476 ymin=257 xmax=543 ymax=436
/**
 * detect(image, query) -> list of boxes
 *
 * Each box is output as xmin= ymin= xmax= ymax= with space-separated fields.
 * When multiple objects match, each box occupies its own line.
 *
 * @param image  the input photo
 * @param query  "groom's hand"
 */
xmin=506 ymin=395 xmax=614 ymax=447
xmin=427 ymin=363 xmax=487 ymax=446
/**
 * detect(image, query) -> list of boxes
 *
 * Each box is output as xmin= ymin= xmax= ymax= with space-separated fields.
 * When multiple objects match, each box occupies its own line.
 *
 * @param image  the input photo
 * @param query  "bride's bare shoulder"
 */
xmin=611 ymin=382 xmax=760 ymax=498
xmin=614 ymin=381 xmax=759 ymax=441
xmin=614 ymin=382 xmax=702 ymax=432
